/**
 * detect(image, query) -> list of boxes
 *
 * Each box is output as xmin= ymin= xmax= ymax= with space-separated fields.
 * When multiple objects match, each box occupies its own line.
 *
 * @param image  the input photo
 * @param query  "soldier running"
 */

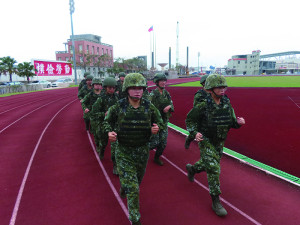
xmin=103 ymin=73 xmax=164 ymax=225
xmin=185 ymin=74 xmax=245 ymax=217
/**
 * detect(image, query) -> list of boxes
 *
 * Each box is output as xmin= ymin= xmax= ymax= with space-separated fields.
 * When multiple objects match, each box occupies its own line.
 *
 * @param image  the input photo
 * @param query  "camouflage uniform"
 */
xmin=185 ymin=74 xmax=244 ymax=217
xmin=78 ymin=72 xmax=90 ymax=91
xmin=103 ymin=73 xmax=164 ymax=224
xmin=91 ymin=89 xmax=119 ymax=158
xmin=78 ymin=84 xmax=93 ymax=100
xmin=149 ymin=74 xmax=174 ymax=164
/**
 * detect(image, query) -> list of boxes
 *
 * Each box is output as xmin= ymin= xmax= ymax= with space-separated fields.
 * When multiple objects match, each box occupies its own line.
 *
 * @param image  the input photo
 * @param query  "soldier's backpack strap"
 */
xmin=141 ymin=99 xmax=150 ymax=113
xmin=119 ymin=98 xmax=128 ymax=113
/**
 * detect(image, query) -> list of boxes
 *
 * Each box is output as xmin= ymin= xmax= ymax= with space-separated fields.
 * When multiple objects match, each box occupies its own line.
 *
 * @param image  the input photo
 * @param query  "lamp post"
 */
xmin=69 ymin=0 xmax=77 ymax=84
xmin=198 ymin=52 xmax=200 ymax=74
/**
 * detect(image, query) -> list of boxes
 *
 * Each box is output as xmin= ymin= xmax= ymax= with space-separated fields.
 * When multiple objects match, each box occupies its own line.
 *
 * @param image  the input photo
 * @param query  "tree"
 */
xmin=0 ymin=56 xmax=17 ymax=82
xmin=17 ymin=62 xmax=36 ymax=83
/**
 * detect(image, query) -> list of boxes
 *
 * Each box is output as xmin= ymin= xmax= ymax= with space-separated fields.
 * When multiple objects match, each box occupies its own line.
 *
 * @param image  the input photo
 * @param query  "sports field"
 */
xmin=172 ymin=75 xmax=300 ymax=87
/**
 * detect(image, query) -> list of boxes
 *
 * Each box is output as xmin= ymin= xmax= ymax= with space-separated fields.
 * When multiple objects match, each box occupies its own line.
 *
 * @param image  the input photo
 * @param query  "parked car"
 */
xmin=0 ymin=82 xmax=9 ymax=86
xmin=29 ymin=80 xmax=52 ymax=88
xmin=51 ymin=78 xmax=73 ymax=87
xmin=7 ymin=82 xmax=23 ymax=86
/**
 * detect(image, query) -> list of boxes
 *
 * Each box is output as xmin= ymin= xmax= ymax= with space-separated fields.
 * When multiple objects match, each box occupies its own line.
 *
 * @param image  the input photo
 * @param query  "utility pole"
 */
xmin=69 ymin=0 xmax=77 ymax=84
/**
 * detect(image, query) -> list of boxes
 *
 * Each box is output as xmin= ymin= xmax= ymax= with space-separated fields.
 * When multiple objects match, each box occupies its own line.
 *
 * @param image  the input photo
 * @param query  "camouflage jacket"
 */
xmin=149 ymin=88 xmax=174 ymax=122
xmin=78 ymin=85 xmax=93 ymax=100
xmin=103 ymin=98 xmax=165 ymax=147
xmin=90 ymin=92 xmax=119 ymax=125
xmin=78 ymin=79 xmax=87 ymax=92
xmin=186 ymin=95 xmax=241 ymax=141
xmin=81 ymin=90 xmax=102 ymax=119
xmin=193 ymin=89 xmax=209 ymax=107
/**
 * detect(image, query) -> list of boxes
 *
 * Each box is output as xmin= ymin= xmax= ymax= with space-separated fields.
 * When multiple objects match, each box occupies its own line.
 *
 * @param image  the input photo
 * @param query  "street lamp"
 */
xmin=69 ymin=0 xmax=77 ymax=84
xmin=198 ymin=52 xmax=200 ymax=74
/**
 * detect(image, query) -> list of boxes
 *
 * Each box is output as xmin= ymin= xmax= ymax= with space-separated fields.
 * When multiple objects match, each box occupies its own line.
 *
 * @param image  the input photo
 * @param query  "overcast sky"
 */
xmin=1 ymin=0 xmax=299 ymax=69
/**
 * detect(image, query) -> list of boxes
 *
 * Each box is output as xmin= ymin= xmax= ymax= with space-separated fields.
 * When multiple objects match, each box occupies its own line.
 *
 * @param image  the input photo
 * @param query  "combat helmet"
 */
xmin=200 ymin=75 xmax=209 ymax=86
xmin=204 ymin=74 xmax=228 ymax=90
xmin=84 ymin=72 xmax=90 ymax=77
xmin=122 ymin=73 xmax=147 ymax=92
xmin=86 ymin=75 xmax=94 ymax=80
xmin=153 ymin=73 xmax=167 ymax=83
xmin=119 ymin=72 xmax=126 ymax=78
xmin=92 ymin=78 xmax=102 ymax=85
xmin=103 ymin=77 xmax=117 ymax=87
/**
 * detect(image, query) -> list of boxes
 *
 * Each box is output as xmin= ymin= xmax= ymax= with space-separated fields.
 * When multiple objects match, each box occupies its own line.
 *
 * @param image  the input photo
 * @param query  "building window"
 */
xmin=92 ymin=46 xmax=94 ymax=55
xmin=79 ymin=44 xmax=83 ymax=53
xmin=80 ymin=57 xmax=83 ymax=63
xmin=106 ymin=49 xmax=108 ymax=55
xmin=110 ymin=50 xmax=112 ymax=57
xmin=66 ymin=57 xmax=69 ymax=61
xmin=86 ymin=45 xmax=89 ymax=54
xmin=238 ymin=61 xmax=240 ymax=64
xmin=102 ymin=48 xmax=104 ymax=55
xmin=69 ymin=45 xmax=73 ymax=54
xmin=97 ymin=47 xmax=99 ymax=55
xmin=58 ymin=57 xmax=62 ymax=61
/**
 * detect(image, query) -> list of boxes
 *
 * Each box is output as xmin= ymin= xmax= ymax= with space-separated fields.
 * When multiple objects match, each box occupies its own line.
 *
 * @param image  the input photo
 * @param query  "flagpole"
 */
xmin=150 ymin=31 xmax=152 ymax=70
xmin=153 ymin=28 xmax=155 ymax=69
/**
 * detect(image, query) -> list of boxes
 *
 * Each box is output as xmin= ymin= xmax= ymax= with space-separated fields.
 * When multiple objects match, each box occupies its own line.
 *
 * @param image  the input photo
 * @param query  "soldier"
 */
xmin=78 ymin=72 xmax=89 ymax=92
xmin=115 ymin=72 xmax=126 ymax=99
xmin=78 ymin=75 xmax=94 ymax=101
xmin=90 ymin=77 xmax=119 ymax=174
xmin=81 ymin=77 xmax=102 ymax=135
xmin=185 ymin=74 xmax=245 ymax=217
xmin=78 ymin=75 xmax=94 ymax=130
xmin=184 ymin=75 xmax=209 ymax=149
xmin=103 ymin=73 xmax=164 ymax=225
xmin=149 ymin=73 xmax=174 ymax=166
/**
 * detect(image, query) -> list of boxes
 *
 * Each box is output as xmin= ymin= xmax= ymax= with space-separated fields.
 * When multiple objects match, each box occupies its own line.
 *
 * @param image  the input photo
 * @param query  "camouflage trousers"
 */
xmin=116 ymin=143 xmax=149 ymax=223
xmin=192 ymin=138 xmax=224 ymax=196
xmin=97 ymin=125 xmax=118 ymax=162
xmin=90 ymin=120 xmax=100 ymax=149
xmin=149 ymin=124 xmax=168 ymax=157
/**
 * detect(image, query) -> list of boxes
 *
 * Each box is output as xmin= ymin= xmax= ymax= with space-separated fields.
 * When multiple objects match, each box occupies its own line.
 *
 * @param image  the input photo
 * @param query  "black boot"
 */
xmin=112 ymin=163 xmax=118 ymax=175
xmin=120 ymin=187 xmax=126 ymax=198
xmin=154 ymin=155 xmax=163 ymax=166
xmin=211 ymin=195 xmax=227 ymax=216
xmin=186 ymin=164 xmax=195 ymax=182
xmin=84 ymin=119 xmax=90 ymax=131
xmin=132 ymin=220 xmax=141 ymax=225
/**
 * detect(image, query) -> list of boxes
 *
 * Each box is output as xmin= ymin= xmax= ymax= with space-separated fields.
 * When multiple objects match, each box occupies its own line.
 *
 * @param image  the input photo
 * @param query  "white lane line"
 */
xmin=9 ymin=99 xmax=77 ymax=225
xmin=87 ymin=132 xmax=129 ymax=220
xmin=0 ymin=96 xmax=72 ymax=134
xmin=160 ymin=155 xmax=262 ymax=225
xmin=288 ymin=96 xmax=300 ymax=108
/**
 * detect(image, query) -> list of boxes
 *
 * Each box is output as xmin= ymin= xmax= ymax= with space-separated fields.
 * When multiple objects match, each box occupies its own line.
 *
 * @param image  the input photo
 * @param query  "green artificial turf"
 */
xmin=172 ymin=76 xmax=300 ymax=87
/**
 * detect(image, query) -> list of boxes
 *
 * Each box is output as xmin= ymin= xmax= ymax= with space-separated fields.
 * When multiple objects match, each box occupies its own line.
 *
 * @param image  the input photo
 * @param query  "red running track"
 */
xmin=1 ymin=86 xmax=300 ymax=225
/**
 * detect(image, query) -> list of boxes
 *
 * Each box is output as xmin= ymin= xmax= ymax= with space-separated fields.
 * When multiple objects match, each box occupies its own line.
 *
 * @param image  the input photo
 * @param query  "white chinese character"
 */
xmin=36 ymin=63 xmax=45 ymax=74
xmin=56 ymin=64 xmax=62 ymax=74
xmin=65 ymin=65 xmax=70 ymax=74
xmin=46 ymin=64 xmax=54 ymax=74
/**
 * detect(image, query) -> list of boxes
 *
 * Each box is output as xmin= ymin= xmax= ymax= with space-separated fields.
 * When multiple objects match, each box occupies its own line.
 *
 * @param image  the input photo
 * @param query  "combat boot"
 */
xmin=184 ymin=137 xmax=192 ymax=149
xmin=120 ymin=187 xmax=126 ymax=198
xmin=132 ymin=220 xmax=141 ymax=225
xmin=211 ymin=195 xmax=227 ymax=217
xmin=186 ymin=164 xmax=195 ymax=182
xmin=154 ymin=156 xmax=164 ymax=166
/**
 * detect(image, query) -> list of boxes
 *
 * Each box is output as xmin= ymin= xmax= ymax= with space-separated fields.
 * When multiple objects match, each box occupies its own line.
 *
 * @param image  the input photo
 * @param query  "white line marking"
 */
xmin=0 ymin=96 xmax=72 ymax=134
xmin=87 ymin=132 xmax=129 ymax=220
xmin=9 ymin=99 xmax=77 ymax=225
xmin=288 ymin=96 xmax=300 ymax=108
xmin=160 ymin=155 xmax=262 ymax=225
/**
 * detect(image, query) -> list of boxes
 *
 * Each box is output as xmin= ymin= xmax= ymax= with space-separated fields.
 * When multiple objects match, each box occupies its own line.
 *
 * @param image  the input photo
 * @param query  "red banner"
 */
xmin=34 ymin=60 xmax=72 ymax=76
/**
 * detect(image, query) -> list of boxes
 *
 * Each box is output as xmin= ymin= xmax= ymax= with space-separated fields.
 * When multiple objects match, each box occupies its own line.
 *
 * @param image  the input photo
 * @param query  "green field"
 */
xmin=172 ymin=76 xmax=300 ymax=87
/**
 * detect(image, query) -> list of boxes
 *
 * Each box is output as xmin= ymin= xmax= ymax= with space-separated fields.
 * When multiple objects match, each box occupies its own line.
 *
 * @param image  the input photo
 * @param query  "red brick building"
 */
xmin=55 ymin=34 xmax=113 ymax=77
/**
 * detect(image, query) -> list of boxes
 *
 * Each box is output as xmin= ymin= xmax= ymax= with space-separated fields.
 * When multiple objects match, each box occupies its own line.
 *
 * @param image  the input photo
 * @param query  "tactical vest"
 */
xmin=117 ymin=98 xmax=152 ymax=147
xmin=200 ymin=97 xmax=233 ymax=140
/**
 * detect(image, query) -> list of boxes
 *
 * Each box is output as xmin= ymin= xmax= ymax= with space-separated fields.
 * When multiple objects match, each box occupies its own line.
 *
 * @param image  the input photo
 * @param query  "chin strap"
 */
xmin=212 ymin=90 xmax=222 ymax=98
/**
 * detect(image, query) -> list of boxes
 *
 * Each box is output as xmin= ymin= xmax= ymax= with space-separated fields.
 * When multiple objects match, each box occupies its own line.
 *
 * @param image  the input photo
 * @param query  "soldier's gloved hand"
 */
xmin=195 ymin=132 xmax=204 ymax=142
xmin=237 ymin=117 xmax=245 ymax=125
xmin=151 ymin=123 xmax=159 ymax=134
xmin=163 ymin=105 xmax=171 ymax=113
xmin=84 ymin=108 xmax=90 ymax=113
xmin=108 ymin=131 xmax=117 ymax=142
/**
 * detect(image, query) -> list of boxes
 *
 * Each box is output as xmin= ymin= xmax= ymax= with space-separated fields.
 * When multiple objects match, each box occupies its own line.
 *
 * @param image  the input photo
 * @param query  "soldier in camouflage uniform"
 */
xmin=115 ymin=72 xmax=126 ymax=99
xmin=185 ymin=75 xmax=209 ymax=149
xmin=78 ymin=75 xmax=94 ymax=130
xmin=185 ymin=74 xmax=245 ymax=217
xmin=103 ymin=73 xmax=164 ymax=225
xmin=81 ymin=77 xmax=102 ymax=136
xmin=78 ymin=72 xmax=89 ymax=92
xmin=78 ymin=75 xmax=94 ymax=101
xmin=149 ymin=73 xmax=174 ymax=166
xmin=90 ymin=77 xmax=119 ymax=173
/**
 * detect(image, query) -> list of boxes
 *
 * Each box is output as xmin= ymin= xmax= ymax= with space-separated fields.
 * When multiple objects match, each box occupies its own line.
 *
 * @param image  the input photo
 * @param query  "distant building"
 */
xmin=227 ymin=50 xmax=261 ymax=75
xmin=55 ymin=34 xmax=113 ymax=78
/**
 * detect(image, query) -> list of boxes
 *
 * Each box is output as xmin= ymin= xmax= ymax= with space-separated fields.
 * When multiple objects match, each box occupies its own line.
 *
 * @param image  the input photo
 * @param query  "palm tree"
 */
xmin=17 ymin=62 xmax=37 ymax=83
xmin=0 ymin=56 xmax=17 ymax=82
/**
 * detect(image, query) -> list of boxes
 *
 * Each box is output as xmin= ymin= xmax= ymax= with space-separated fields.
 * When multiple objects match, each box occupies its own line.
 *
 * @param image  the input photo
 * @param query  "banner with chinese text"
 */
xmin=34 ymin=60 xmax=72 ymax=76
